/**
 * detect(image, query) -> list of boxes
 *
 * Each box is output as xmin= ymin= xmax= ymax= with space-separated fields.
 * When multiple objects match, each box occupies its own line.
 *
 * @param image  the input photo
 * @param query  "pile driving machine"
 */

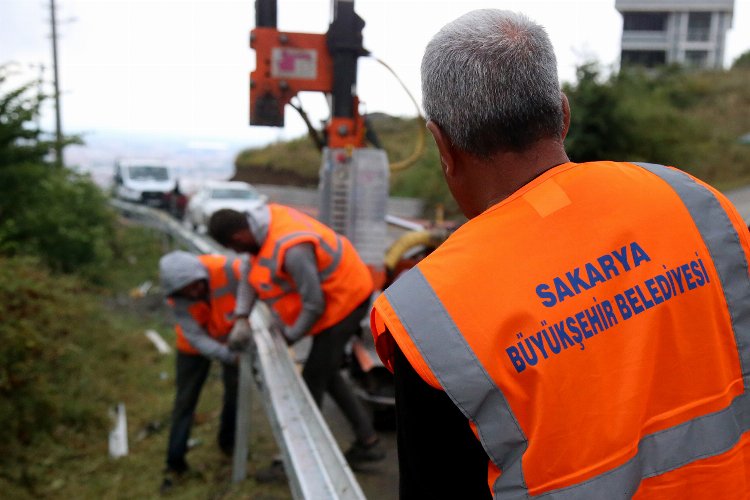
xmin=249 ymin=0 xmax=390 ymax=287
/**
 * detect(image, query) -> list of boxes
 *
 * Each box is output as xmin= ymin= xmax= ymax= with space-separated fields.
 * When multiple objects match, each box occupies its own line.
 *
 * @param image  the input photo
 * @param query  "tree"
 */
xmin=0 ymin=71 xmax=53 ymax=167
xmin=732 ymin=50 xmax=750 ymax=70
xmin=0 ymin=66 xmax=114 ymax=278
xmin=563 ymin=63 xmax=634 ymax=162
xmin=563 ymin=63 xmax=705 ymax=169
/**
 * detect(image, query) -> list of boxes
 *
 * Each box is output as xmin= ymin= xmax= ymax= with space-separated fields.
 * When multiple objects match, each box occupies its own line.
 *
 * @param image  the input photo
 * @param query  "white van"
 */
xmin=113 ymin=159 xmax=177 ymax=208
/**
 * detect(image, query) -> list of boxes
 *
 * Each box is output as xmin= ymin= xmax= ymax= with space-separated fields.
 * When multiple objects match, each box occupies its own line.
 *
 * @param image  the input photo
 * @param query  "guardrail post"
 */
xmin=232 ymin=348 xmax=255 ymax=482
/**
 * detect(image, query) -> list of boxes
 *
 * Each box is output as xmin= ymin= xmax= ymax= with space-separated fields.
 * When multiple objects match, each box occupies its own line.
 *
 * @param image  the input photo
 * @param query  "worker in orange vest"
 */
xmin=371 ymin=9 xmax=750 ymax=499
xmin=208 ymin=204 xmax=385 ymax=474
xmin=158 ymin=251 xmax=245 ymax=492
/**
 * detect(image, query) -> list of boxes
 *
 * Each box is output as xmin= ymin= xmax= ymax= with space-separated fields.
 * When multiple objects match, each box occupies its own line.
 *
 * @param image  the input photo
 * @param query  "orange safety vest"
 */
xmin=371 ymin=161 xmax=750 ymax=499
xmin=172 ymin=254 xmax=242 ymax=354
xmin=250 ymin=203 xmax=373 ymax=335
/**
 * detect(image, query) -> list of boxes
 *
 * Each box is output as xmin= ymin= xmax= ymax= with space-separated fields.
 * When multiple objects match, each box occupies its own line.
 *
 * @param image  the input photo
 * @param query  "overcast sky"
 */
xmin=1 ymin=0 xmax=749 ymax=148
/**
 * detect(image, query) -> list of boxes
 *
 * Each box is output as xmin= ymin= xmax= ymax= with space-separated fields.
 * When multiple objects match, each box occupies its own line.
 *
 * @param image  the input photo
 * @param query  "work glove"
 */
xmin=268 ymin=311 xmax=286 ymax=332
xmin=270 ymin=312 xmax=299 ymax=345
xmin=265 ymin=312 xmax=287 ymax=338
xmin=281 ymin=326 xmax=305 ymax=346
xmin=228 ymin=317 xmax=252 ymax=351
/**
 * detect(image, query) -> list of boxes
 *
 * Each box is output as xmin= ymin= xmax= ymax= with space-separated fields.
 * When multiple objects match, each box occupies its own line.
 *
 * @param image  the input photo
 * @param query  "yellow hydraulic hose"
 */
xmin=384 ymin=228 xmax=449 ymax=270
xmin=371 ymin=57 xmax=426 ymax=173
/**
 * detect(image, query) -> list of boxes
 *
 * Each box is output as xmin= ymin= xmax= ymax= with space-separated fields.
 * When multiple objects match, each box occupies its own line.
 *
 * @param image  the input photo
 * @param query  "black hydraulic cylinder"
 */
xmin=327 ymin=0 xmax=368 ymax=119
xmin=256 ymin=0 xmax=277 ymax=28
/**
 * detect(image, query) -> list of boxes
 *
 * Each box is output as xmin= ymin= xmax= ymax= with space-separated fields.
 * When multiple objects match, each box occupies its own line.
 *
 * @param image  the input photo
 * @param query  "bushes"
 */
xmin=0 ymin=164 xmax=115 ymax=280
xmin=0 ymin=257 xmax=109 ymax=483
xmin=0 ymin=67 xmax=116 ymax=281
xmin=0 ymin=221 xmax=172 ymax=492
xmin=564 ymin=63 xmax=750 ymax=186
xmin=0 ymin=67 xmax=127 ymax=491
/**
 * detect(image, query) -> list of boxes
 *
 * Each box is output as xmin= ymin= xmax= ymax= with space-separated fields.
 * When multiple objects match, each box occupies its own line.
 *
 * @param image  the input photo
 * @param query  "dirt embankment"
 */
xmin=232 ymin=164 xmax=318 ymax=187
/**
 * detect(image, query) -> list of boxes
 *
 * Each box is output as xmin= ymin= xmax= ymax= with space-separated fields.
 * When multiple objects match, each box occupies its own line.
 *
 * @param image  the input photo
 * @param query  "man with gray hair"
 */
xmin=370 ymin=9 xmax=750 ymax=499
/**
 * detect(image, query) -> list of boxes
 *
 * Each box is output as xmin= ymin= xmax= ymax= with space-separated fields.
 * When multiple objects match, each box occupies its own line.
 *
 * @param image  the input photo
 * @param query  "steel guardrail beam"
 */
xmin=110 ymin=199 xmax=215 ymax=254
xmin=251 ymin=306 xmax=366 ymax=499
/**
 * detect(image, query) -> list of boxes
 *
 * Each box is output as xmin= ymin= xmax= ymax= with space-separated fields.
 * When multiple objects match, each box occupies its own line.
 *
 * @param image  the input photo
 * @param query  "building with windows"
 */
xmin=615 ymin=0 xmax=734 ymax=69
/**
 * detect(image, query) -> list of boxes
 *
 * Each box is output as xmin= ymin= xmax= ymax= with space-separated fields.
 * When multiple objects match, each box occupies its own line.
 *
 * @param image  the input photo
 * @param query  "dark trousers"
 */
xmin=165 ymin=351 xmax=238 ymax=472
xmin=302 ymin=299 xmax=376 ymax=444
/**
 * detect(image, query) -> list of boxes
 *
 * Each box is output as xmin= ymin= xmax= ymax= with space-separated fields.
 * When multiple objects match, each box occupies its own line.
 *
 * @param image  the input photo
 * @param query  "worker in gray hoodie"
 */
xmin=158 ymin=250 xmax=248 ymax=492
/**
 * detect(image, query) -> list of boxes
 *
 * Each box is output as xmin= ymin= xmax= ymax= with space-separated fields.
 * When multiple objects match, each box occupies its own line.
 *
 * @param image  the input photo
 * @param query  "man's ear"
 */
xmin=229 ymin=230 xmax=243 ymax=246
xmin=230 ymin=228 xmax=258 ymax=253
xmin=560 ymin=92 xmax=571 ymax=141
xmin=227 ymin=228 xmax=246 ymax=248
xmin=427 ymin=120 xmax=457 ymax=178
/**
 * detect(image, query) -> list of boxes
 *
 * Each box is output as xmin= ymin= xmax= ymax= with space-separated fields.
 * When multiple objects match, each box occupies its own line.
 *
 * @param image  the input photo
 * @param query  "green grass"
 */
xmin=0 ymin=223 xmax=291 ymax=499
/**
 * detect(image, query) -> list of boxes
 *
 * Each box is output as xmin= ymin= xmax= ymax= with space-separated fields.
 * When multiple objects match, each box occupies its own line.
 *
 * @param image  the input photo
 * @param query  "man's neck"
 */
xmin=468 ymin=139 xmax=569 ymax=216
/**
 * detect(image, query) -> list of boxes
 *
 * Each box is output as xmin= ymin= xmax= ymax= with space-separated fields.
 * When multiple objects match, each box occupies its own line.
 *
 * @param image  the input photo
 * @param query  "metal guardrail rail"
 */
xmin=251 ymin=306 xmax=365 ymax=499
xmin=111 ymin=199 xmax=216 ymax=254
xmin=111 ymin=199 xmax=366 ymax=500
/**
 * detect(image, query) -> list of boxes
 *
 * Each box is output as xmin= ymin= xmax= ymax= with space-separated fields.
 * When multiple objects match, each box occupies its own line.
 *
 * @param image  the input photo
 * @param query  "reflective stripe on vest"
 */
xmin=251 ymin=204 xmax=373 ymax=336
xmin=634 ymin=163 xmax=750 ymax=386
xmin=212 ymin=258 xmax=240 ymax=301
xmin=257 ymin=230 xmax=344 ymax=292
xmin=383 ymin=162 xmax=750 ymax=498
xmin=174 ymin=255 xmax=240 ymax=353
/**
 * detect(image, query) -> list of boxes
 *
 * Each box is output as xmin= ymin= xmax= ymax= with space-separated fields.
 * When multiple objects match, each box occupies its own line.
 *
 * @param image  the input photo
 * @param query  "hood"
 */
xmin=159 ymin=251 xmax=208 ymax=295
xmin=204 ymin=199 xmax=265 ymax=216
xmin=246 ymin=203 xmax=271 ymax=246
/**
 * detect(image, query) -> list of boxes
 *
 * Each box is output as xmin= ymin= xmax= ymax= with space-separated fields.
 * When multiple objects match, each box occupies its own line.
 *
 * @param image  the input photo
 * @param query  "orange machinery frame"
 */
xmin=249 ymin=1 xmax=367 ymax=149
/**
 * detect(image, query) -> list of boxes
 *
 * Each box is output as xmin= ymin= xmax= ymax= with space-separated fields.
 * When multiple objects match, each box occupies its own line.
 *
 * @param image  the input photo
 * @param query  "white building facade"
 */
xmin=615 ymin=0 xmax=734 ymax=69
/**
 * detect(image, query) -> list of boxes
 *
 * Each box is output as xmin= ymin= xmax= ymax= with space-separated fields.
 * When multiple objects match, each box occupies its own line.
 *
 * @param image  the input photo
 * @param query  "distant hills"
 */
xmin=65 ymin=130 xmax=244 ymax=191
xmin=233 ymin=113 xmax=429 ymax=185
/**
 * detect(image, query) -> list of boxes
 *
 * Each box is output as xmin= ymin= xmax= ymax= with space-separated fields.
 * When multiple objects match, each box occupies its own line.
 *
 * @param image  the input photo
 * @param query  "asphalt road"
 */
xmin=322 ymin=396 xmax=399 ymax=500
xmin=725 ymin=185 xmax=750 ymax=223
xmin=291 ymin=336 xmax=399 ymax=500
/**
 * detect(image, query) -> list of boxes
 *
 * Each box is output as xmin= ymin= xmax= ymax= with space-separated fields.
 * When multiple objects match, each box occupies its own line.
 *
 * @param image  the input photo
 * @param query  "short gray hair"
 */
xmin=421 ymin=10 xmax=563 ymax=157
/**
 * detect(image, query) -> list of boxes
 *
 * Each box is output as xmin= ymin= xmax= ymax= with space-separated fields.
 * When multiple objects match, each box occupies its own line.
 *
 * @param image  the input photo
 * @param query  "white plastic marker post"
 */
xmin=108 ymin=403 xmax=129 ymax=458
xmin=145 ymin=329 xmax=172 ymax=355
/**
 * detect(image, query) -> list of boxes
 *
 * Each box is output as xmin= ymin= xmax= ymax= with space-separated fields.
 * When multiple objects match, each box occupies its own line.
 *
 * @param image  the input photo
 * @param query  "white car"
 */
xmin=186 ymin=181 xmax=267 ymax=231
xmin=113 ymin=159 xmax=177 ymax=208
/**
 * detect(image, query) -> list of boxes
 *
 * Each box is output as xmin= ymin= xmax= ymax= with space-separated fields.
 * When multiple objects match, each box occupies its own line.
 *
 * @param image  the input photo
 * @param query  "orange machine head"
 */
xmin=250 ymin=28 xmax=333 ymax=127
xmin=249 ymin=0 xmax=368 ymax=149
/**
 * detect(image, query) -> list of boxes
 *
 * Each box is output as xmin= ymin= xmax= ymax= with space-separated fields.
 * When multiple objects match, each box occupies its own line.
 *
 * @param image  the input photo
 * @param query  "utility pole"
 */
xmin=50 ymin=0 xmax=64 ymax=168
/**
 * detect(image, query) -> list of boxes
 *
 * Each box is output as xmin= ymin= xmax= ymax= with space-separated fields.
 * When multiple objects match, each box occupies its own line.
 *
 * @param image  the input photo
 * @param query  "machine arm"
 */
xmin=249 ymin=0 xmax=368 ymax=148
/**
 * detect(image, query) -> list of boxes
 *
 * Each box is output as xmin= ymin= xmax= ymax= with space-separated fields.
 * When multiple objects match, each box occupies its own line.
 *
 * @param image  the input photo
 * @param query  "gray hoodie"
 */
xmin=159 ymin=251 xmax=235 ymax=364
